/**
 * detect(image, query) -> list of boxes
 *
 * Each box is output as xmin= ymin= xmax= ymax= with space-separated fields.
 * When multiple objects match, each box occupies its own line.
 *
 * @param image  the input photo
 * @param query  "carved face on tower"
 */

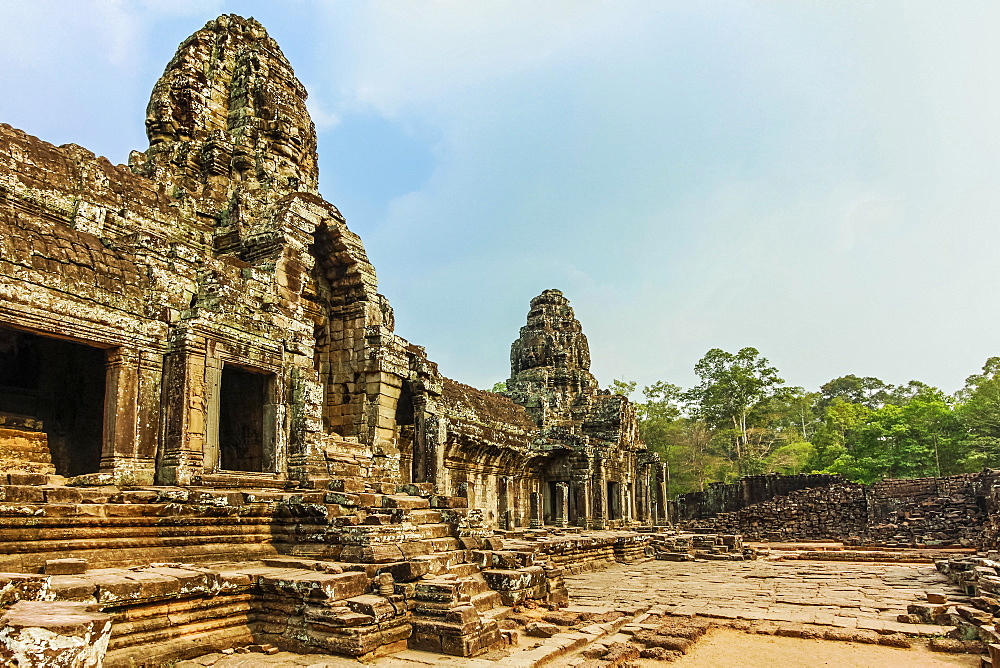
xmin=139 ymin=14 xmax=319 ymax=196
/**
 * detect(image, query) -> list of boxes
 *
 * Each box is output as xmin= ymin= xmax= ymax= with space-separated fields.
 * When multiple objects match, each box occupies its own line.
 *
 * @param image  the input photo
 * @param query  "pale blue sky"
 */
xmin=2 ymin=1 xmax=999 ymax=395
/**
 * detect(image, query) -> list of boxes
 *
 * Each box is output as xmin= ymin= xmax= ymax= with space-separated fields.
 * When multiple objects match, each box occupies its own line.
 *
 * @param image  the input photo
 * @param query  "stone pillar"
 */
xmin=529 ymin=491 xmax=543 ymax=529
xmin=573 ymin=479 xmax=592 ymax=529
xmin=498 ymin=477 xmax=510 ymax=529
xmin=591 ymin=470 xmax=606 ymax=529
xmin=555 ymin=482 xmax=569 ymax=528
xmin=618 ymin=482 xmax=632 ymax=524
xmin=156 ymin=335 xmax=208 ymax=486
xmin=100 ymin=347 xmax=160 ymax=485
xmin=656 ymin=463 xmax=668 ymax=526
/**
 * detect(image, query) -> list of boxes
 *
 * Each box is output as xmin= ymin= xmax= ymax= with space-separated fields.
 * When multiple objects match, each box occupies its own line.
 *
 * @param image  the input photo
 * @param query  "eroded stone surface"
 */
xmin=0 ymin=601 xmax=111 ymax=668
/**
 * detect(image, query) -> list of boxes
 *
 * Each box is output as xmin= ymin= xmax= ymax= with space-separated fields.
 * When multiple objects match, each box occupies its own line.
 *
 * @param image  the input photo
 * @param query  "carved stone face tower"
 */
xmin=506 ymin=289 xmax=600 ymax=425
xmin=131 ymin=14 xmax=319 ymax=202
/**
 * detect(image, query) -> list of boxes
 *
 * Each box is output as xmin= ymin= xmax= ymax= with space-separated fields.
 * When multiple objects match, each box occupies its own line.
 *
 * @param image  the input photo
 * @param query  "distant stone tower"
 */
xmin=506 ymin=289 xmax=601 ymax=428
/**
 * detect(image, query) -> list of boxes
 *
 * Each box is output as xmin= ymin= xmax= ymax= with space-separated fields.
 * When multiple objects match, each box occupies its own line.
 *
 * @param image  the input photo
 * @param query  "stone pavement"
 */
xmin=178 ymin=556 xmax=968 ymax=667
xmin=563 ymin=557 xmax=960 ymax=634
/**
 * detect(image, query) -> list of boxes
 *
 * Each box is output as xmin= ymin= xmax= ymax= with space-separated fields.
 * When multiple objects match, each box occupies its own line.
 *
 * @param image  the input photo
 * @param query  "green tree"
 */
xmin=954 ymin=358 xmax=1000 ymax=469
xmin=609 ymin=379 xmax=637 ymax=398
xmin=819 ymin=375 xmax=893 ymax=409
xmin=823 ymin=385 xmax=965 ymax=483
xmin=489 ymin=381 xmax=507 ymax=393
xmin=807 ymin=398 xmax=870 ymax=471
xmin=682 ymin=347 xmax=784 ymax=474
xmin=958 ymin=358 xmax=1000 ymax=436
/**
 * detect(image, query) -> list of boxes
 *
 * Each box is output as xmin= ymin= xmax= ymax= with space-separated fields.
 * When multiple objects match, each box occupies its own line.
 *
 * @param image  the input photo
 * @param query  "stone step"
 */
xmin=471 ymin=590 xmax=503 ymax=613
xmin=458 ymin=574 xmax=490 ymax=597
xmin=445 ymin=562 xmax=480 ymax=577
xmin=194 ymin=474 xmax=297 ymax=490
xmin=482 ymin=604 xmax=513 ymax=622
xmin=411 ymin=551 xmax=471 ymax=576
xmin=417 ymin=523 xmax=453 ymax=540
xmin=409 ymin=509 xmax=444 ymax=525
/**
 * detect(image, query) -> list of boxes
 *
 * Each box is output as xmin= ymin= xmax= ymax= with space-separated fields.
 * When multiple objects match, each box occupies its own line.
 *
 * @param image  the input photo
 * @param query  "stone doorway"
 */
xmin=607 ymin=480 xmax=622 ymax=520
xmin=0 ymin=325 xmax=106 ymax=477
xmin=218 ymin=365 xmax=272 ymax=472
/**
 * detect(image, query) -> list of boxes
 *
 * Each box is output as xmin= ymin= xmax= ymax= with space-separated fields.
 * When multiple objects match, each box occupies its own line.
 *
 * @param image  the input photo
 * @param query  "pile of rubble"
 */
xmin=867 ymin=476 xmax=991 ymax=547
xmin=647 ymin=532 xmax=757 ymax=562
xmin=685 ymin=482 xmax=870 ymax=542
xmin=681 ymin=470 xmax=1000 ymax=548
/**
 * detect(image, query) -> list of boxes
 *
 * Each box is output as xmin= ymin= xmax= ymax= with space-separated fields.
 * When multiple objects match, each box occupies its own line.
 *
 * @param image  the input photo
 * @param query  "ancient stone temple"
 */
xmin=0 ymin=14 xmax=660 ymax=664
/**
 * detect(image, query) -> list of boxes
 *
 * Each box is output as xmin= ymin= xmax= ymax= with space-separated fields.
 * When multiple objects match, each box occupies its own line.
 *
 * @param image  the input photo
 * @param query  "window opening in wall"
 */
xmin=607 ymin=480 xmax=621 ymax=520
xmin=218 ymin=365 xmax=270 ymax=472
xmin=0 ymin=325 xmax=105 ymax=477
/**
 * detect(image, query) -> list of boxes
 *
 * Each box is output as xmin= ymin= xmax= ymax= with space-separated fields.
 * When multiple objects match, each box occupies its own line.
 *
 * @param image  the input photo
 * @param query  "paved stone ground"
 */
xmin=179 ymin=556 xmax=968 ymax=667
xmin=563 ymin=557 xmax=960 ymax=634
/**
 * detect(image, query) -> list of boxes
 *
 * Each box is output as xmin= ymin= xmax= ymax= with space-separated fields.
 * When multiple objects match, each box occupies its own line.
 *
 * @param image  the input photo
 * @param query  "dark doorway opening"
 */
xmin=0 ymin=326 xmax=105 ymax=477
xmin=607 ymin=480 xmax=621 ymax=520
xmin=218 ymin=365 xmax=269 ymax=472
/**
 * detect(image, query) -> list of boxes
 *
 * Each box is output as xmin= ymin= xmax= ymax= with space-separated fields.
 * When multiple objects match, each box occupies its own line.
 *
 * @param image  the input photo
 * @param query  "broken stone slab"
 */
xmin=0 ymin=600 xmax=112 ymax=667
xmin=525 ymin=621 xmax=560 ymax=638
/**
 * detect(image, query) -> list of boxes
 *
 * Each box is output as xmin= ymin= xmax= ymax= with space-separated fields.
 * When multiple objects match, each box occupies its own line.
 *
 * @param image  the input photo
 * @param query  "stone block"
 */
xmin=42 ymin=487 xmax=82 ymax=504
xmin=329 ymin=478 xmax=365 ymax=493
xmin=0 ymin=601 xmax=112 ymax=667
xmin=44 ymin=559 xmax=87 ymax=575
xmin=482 ymin=566 xmax=545 ymax=592
xmin=346 ymin=594 xmax=397 ymax=622
xmin=382 ymin=495 xmax=430 ymax=510
xmin=3 ymin=486 xmax=45 ymax=503
xmin=430 ymin=495 xmax=468 ymax=509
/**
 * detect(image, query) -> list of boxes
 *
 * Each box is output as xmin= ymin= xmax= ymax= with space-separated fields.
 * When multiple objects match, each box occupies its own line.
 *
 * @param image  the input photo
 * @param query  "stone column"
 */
xmin=529 ymin=491 xmax=543 ymax=529
xmin=656 ymin=463 xmax=668 ymax=526
xmin=618 ymin=482 xmax=632 ymax=524
xmin=555 ymin=482 xmax=569 ymax=528
xmin=574 ymin=479 xmax=592 ymax=529
xmin=100 ymin=347 xmax=160 ymax=485
xmin=591 ymin=469 xmax=606 ymax=530
xmin=156 ymin=335 xmax=208 ymax=486
xmin=498 ymin=477 xmax=511 ymax=529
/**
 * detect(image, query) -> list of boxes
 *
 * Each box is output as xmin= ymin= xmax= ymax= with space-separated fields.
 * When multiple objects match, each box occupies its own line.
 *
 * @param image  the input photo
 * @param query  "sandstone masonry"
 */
xmin=0 ymin=14 xmax=661 ymax=664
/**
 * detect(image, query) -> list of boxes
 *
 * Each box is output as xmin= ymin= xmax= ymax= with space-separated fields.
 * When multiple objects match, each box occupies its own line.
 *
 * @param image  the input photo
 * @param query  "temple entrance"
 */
xmin=607 ymin=480 xmax=622 ymax=520
xmin=0 ymin=325 xmax=105 ymax=477
xmin=218 ymin=365 xmax=271 ymax=472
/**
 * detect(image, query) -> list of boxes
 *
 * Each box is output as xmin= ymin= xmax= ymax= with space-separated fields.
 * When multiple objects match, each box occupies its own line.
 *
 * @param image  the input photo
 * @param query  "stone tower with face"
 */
xmin=506 ymin=289 xmax=601 ymax=427
xmin=132 ymin=14 xmax=319 ymax=205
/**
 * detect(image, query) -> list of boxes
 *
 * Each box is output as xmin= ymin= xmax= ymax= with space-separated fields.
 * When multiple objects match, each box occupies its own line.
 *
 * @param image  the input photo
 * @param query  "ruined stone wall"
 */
xmin=684 ymin=471 xmax=1000 ymax=547
xmin=670 ymin=473 xmax=843 ymax=522
xmin=867 ymin=472 xmax=999 ymax=547
xmin=689 ymin=481 xmax=871 ymax=541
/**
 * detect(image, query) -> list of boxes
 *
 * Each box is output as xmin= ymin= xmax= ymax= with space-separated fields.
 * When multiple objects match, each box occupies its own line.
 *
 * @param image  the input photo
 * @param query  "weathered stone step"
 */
xmin=417 ymin=523 xmax=453 ymax=540
xmin=411 ymin=550 xmax=472 ymax=576
xmin=409 ymin=509 xmax=443 ymax=525
xmin=482 ymin=604 xmax=513 ymax=621
xmin=458 ymin=574 xmax=490 ymax=597
xmin=471 ymin=590 xmax=503 ymax=613
xmin=445 ymin=562 xmax=480 ymax=577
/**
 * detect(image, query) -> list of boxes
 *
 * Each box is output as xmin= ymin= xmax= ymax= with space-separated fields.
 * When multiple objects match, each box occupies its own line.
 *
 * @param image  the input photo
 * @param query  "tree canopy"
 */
xmin=630 ymin=349 xmax=1000 ymax=494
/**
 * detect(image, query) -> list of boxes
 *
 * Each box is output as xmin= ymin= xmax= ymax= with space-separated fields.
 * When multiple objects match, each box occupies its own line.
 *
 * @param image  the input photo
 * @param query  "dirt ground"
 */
xmin=665 ymin=628 xmax=979 ymax=668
